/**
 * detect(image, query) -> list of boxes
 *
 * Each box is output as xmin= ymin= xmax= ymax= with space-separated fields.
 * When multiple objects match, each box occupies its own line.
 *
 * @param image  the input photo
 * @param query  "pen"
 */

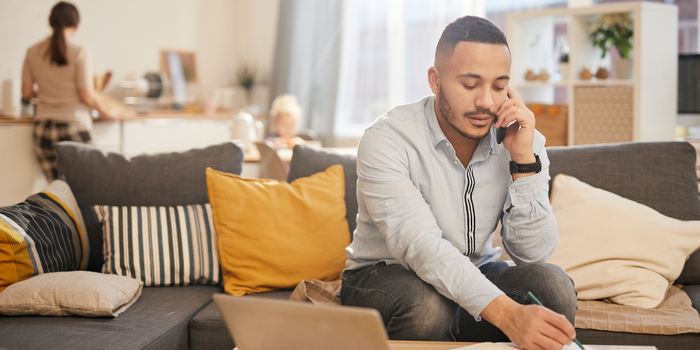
xmin=527 ymin=291 xmax=584 ymax=350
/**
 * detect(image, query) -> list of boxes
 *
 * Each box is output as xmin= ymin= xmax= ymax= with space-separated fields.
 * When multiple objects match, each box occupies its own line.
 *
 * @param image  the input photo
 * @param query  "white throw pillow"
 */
xmin=547 ymin=174 xmax=700 ymax=308
xmin=0 ymin=271 xmax=143 ymax=317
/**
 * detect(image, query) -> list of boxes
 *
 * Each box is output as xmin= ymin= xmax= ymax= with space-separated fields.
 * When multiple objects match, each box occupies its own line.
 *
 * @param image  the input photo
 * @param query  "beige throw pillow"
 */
xmin=547 ymin=174 xmax=700 ymax=309
xmin=0 ymin=271 xmax=143 ymax=317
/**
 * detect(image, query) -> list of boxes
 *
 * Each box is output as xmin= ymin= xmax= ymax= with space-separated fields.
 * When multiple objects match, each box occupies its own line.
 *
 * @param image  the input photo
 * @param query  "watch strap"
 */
xmin=509 ymin=154 xmax=541 ymax=174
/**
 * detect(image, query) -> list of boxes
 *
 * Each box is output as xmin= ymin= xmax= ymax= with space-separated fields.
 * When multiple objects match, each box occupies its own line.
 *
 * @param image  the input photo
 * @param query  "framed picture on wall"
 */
xmin=160 ymin=49 xmax=198 ymax=83
xmin=160 ymin=49 xmax=198 ymax=106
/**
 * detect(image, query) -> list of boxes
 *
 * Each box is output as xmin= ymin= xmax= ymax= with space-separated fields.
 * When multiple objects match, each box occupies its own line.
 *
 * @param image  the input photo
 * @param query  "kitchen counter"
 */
xmin=0 ymin=111 xmax=238 ymax=123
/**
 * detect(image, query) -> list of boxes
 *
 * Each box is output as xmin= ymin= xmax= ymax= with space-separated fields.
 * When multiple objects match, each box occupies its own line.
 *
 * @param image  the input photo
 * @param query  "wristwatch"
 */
xmin=509 ymin=154 xmax=541 ymax=174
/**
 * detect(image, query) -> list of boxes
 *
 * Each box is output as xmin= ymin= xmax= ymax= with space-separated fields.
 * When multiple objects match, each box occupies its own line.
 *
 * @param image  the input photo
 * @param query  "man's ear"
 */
xmin=428 ymin=66 xmax=440 ymax=95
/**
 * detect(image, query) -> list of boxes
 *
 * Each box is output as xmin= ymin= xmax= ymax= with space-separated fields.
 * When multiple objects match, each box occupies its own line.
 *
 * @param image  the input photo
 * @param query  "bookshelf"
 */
xmin=507 ymin=2 xmax=678 ymax=145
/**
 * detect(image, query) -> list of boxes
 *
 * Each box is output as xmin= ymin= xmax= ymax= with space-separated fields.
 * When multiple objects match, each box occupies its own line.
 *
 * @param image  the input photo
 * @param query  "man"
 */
xmin=340 ymin=15 xmax=578 ymax=350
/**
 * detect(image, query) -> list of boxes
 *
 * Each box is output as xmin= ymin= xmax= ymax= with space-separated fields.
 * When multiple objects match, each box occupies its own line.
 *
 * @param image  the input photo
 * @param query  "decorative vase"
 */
xmin=579 ymin=67 xmax=593 ymax=80
xmin=559 ymin=62 xmax=570 ymax=81
xmin=613 ymin=58 xmax=633 ymax=80
xmin=537 ymin=69 xmax=550 ymax=82
xmin=525 ymin=69 xmax=536 ymax=81
xmin=595 ymin=67 xmax=609 ymax=80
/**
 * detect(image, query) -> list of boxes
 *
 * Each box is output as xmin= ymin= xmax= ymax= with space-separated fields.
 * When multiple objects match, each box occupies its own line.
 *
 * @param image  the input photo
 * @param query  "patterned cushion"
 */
xmin=93 ymin=204 xmax=221 ymax=287
xmin=0 ymin=180 xmax=88 ymax=291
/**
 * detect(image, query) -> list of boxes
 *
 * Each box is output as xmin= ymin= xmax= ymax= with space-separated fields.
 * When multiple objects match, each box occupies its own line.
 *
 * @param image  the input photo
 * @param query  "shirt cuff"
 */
xmin=506 ymin=171 xmax=550 ymax=207
xmin=458 ymin=281 xmax=505 ymax=321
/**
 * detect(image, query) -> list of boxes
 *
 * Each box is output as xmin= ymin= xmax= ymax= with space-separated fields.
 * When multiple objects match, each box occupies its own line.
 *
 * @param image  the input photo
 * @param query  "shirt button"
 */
xmin=385 ymin=203 xmax=390 ymax=207
xmin=454 ymin=161 xmax=458 ymax=165
xmin=507 ymin=219 xmax=512 ymax=223
xmin=510 ymin=188 xmax=516 ymax=193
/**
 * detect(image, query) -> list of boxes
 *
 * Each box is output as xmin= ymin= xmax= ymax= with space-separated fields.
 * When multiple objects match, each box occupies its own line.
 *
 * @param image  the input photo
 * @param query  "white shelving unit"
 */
xmin=507 ymin=2 xmax=678 ymax=145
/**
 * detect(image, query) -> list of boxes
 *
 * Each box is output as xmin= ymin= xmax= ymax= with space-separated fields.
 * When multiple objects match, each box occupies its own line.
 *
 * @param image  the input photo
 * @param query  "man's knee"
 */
xmin=389 ymin=278 xmax=459 ymax=340
xmin=524 ymin=263 xmax=577 ymax=323
xmin=341 ymin=264 xmax=459 ymax=341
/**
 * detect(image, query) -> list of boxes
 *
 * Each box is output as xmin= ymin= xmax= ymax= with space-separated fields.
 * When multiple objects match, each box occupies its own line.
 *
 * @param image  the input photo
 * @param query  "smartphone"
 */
xmin=495 ymin=93 xmax=509 ymax=144
xmin=495 ymin=116 xmax=507 ymax=144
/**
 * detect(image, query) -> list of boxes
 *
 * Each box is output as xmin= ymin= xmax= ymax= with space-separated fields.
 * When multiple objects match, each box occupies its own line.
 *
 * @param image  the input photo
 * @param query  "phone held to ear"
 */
xmin=495 ymin=115 xmax=507 ymax=144
xmin=495 ymin=94 xmax=509 ymax=144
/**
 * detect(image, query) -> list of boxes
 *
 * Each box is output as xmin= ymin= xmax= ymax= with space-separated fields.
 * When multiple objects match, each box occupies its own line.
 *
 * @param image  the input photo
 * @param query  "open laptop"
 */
xmin=213 ymin=293 xmax=391 ymax=350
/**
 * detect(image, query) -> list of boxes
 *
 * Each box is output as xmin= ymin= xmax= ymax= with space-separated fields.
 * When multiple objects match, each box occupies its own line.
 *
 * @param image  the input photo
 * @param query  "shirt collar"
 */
xmin=424 ymin=95 xmax=501 ymax=160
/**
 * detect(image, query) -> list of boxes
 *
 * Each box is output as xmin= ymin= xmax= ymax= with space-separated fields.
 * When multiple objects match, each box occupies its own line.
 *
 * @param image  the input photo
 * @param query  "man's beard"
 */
xmin=437 ymin=87 xmax=496 ymax=140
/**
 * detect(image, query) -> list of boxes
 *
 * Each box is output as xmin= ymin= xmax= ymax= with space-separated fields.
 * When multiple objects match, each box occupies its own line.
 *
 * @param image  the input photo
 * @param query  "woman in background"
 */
xmin=21 ymin=1 xmax=117 ymax=181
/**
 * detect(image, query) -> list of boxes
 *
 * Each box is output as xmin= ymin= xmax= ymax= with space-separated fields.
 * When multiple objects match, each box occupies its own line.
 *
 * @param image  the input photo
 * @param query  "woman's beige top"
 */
xmin=22 ymin=37 xmax=93 ymax=128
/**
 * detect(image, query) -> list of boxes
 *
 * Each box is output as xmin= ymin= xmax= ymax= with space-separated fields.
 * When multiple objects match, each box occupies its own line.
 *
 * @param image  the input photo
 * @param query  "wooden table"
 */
xmin=388 ymin=340 xmax=475 ymax=349
xmin=234 ymin=341 xmax=657 ymax=350
xmin=232 ymin=341 xmax=476 ymax=350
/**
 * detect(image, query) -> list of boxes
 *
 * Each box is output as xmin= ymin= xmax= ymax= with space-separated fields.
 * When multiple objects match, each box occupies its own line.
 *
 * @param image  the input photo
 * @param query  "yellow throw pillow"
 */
xmin=206 ymin=165 xmax=350 ymax=296
xmin=547 ymin=174 xmax=700 ymax=309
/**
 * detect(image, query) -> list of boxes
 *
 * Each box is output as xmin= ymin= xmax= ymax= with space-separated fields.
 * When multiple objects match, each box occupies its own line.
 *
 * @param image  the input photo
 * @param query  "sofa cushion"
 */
xmin=0 ymin=285 xmax=222 ymax=350
xmin=0 ymin=179 xmax=89 ymax=291
xmin=547 ymin=142 xmax=700 ymax=284
xmin=574 ymin=285 xmax=700 ymax=335
xmin=189 ymin=290 xmax=293 ymax=350
xmin=0 ymin=271 xmax=143 ymax=317
xmin=93 ymin=204 xmax=221 ymax=287
xmin=576 ymin=329 xmax=700 ymax=350
xmin=288 ymin=144 xmax=358 ymax=239
xmin=547 ymin=174 xmax=700 ymax=308
xmin=56 ymin=141 xmax=243 ymax=272
xmin=206 ymin=165 xmax=349 ymax=296
xmin=681 ymin=284 xmax=700 ymax=312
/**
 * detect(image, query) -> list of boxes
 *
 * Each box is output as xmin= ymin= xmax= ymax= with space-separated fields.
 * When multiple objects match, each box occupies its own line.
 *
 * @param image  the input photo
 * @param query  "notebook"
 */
xmin=213 ymin=293 xmax=391 ymax=350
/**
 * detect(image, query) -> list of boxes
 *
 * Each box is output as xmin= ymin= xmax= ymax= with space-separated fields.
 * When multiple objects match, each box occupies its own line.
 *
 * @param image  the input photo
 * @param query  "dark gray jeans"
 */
xmin=340 ymin=261 xmax=577 ymax=342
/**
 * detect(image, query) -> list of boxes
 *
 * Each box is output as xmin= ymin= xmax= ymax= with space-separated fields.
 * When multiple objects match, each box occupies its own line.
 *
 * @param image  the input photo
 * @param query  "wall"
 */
xmin=0 ymin=0 xmax=279 ymax=111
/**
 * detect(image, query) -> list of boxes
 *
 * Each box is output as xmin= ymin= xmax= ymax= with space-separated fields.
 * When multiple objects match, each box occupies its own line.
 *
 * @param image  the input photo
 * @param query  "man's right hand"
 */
xmin=480 ymin=295 xmax=576 ymax=350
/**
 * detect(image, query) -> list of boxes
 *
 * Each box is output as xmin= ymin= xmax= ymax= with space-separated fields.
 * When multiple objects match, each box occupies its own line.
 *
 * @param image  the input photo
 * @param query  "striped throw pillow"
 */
xmin=0 ymin=180 xmax=88 ymax=291
xmin=93 ymin=204 xmax=221 ymax=287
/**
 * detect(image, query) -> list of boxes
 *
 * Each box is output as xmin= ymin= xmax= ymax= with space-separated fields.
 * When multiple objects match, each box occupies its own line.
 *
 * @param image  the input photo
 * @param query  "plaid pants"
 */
xmin=33 ymin=120 xmax=92 ymax=181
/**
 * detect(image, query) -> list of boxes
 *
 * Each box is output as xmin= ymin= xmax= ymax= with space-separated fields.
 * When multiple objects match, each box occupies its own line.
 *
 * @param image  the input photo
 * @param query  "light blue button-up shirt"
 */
xmin=345 ymin=95 xmax=558 ymax=319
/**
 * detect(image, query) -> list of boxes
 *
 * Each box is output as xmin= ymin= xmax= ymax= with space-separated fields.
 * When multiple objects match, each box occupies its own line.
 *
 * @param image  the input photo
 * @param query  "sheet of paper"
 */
xmin=450 ymin=342 xmax=598 ymax=350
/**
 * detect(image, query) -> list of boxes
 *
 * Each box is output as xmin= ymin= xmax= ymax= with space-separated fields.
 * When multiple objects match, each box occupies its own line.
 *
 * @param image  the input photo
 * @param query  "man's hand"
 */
xmin=494 ymin=86 xmax=536 ymax=165
xmin=481 ymin=295 xmax=576 ymax=350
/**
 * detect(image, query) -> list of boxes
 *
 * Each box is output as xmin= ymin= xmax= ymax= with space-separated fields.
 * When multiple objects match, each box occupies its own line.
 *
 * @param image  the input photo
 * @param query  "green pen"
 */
xmin=527 ymin=291 xmax=584 ymax=350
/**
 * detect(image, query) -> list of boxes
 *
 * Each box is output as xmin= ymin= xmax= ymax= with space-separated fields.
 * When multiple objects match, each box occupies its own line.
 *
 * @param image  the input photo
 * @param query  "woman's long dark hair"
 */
xmin=47 ymin=2 xmax=80 ymax=66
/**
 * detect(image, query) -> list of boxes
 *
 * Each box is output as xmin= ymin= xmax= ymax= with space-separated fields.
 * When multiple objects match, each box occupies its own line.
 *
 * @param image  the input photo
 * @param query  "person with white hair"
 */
xmin=267 ymin=94 xmax=305 ymax=149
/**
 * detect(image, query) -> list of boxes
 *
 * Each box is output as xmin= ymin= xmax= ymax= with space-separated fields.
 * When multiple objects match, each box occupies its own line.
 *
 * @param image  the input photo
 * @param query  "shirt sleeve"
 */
xmin=500 ymin=133 xmax=559 ymax=265
xmin=22 ymin=53 xmax=34 ymax=85
xmin=356 ymin=123 xmax=504 ymax=319
xmin=75 ymin=46 xmax=94 ymax=89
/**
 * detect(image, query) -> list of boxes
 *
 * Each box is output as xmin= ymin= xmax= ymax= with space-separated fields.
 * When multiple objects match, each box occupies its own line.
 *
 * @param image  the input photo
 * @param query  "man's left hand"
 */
xmin=494 ymin=86 xmax=536 ymax=164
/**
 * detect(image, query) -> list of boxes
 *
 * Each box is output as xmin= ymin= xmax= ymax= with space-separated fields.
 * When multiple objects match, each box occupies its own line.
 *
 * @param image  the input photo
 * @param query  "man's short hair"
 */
xmin=435 ymin=16 xmax=509 ymax=64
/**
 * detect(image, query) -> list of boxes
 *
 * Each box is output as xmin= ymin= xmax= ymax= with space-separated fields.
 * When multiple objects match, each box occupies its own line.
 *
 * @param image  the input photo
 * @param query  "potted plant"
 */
xmin=589 ymin=13 xmax=634 ymax=79
xmin=234 ymin=63 xmax=257 ymax=106
xmin=559 ymin=53 xmax=570 ymax=81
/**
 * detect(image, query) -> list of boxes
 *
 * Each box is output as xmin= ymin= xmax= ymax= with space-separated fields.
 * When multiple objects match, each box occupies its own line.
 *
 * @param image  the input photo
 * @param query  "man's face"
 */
xmin=431 ymin=41 xmax=511 ymax=140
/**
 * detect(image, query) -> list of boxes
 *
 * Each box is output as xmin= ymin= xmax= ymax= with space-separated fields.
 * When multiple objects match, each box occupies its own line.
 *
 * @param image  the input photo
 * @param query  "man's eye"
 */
xmin=463 ymin=84 xmax=476 ymax=90
xmin=493 ymin=86 xmax=505 ymax=91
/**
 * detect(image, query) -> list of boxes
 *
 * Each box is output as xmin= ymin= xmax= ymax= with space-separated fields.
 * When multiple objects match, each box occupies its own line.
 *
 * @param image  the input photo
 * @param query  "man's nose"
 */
xmin=475 ymin=87 xmax=494 ymax=109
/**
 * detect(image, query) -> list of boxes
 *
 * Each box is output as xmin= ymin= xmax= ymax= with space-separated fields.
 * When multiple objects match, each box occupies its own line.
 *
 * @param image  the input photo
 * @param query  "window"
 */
xmin=333 ymin=0 xmax=484 ymax=137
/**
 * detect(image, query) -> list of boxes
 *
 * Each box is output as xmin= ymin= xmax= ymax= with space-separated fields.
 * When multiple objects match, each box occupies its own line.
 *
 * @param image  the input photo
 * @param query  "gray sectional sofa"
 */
xmin=0 ymin=141 xmax=698 ymax=350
